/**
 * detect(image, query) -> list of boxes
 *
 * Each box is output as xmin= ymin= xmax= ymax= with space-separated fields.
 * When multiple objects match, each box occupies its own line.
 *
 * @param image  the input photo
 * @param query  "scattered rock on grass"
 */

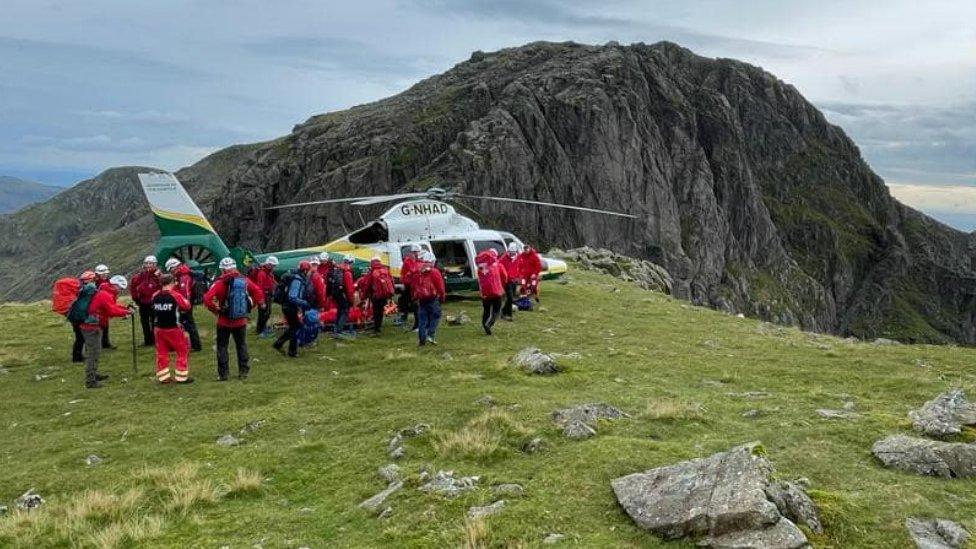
xmin=511 ymin=347 xmax=558 ymax=375
xmin=522 ymin=437 xmax=545 ymax=454
xmin=85 ymin=454 xmax=103 ymax=466
xmin=726 ymin=391 xmax=771 ymax=399
xmin=491 ymin=484 xmax=524 ymax=497
xmin=542 ymin=533 xmax=565 ymax=544
xmin=562 ymin=419 xmax=596 ymax=440
xmin=816 ymin=409 xmax=860 ymax=420
xmin=378 ymin=506 xmax=393 ymax=519
xmin=447 ymin=311 xmax=470 ymax=325
xmin=905 ymin=517 xmax=969 ymax=548
xmin=467 ymin=500 xmax=505 ymax=519
xmin=359 ymin=481 xmax=403 ymax=513
xmin=475 ymin=395 xmax=496 ymax=407
xmin=873 ymin=338 xmax=901 ymax=346
xmin=552 ymin=403 xmax=626 ymax=439
xmin=378 ymin=464 xmax=401 ymax=483
xmin=216 ymin=434 xmax=241 ymax=447
xmin=611 ymin=443 xmax=813 ymax=548
xmin=872 ymin=435 xmax=976 ymax=477
xmin=15 ymin=489 xmax=44 ymax=511
xmin=909 ymin=389 xmax=976 ymax=438
xmin=240 ymin=420 xmax=265 ymax=435
xmin=418 ymin=470 xmax=479 ymax=497
xmin=0 ymin=505 xmax=7 ymax=515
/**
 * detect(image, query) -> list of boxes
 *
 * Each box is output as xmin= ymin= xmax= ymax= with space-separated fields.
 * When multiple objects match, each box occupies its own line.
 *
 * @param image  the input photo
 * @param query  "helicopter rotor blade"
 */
xmin=265 ymin=192 xmax=430 ymax=210
xmin=351 ymin=193 xmax=429 ymax=206
xmin=453 ymin=194 xmax=638 ymax=218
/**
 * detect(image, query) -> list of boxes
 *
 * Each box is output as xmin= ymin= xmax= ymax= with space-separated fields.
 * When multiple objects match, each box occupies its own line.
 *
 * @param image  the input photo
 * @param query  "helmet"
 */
xmin=144 ymin=255 xmax=158 ymax=264
xmin=342 ymin=255 xmax=354 ymax=264
xmin=318 ymin=252 xmax=332 ymax=263
xmin=94 ymin=264 xmax=110 ymax=276
xmin=264 ymin=255 xmax=279 ymax=266
xmin=422 ymin=251 xmax=436 ymax=263
xmin=309 ymin=256 xmax=321 ymax=265
xmin=507 ymin=242 xmax=518 ymax=253
xmin=109 ymin=275 xmax=128 ymax=290
xmin=164 ymin=258 xmax=181 ymax=271
xmin=409 ymin=243 xmax=421 ymax=252
xmin=219 ymin=257 xmax=236 ymax=270
xmin=298 ymin=260 xmax=311 ymax=271
xmin=80 ymin=271 xmax=96 ymax=282
xmin=370 ymin=256 xmax=381 ymax=262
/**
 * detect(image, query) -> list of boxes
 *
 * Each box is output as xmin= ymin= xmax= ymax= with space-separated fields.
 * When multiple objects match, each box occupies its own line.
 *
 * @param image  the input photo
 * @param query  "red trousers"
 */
xmin=154 ymin=327 xmax=189 ymax=382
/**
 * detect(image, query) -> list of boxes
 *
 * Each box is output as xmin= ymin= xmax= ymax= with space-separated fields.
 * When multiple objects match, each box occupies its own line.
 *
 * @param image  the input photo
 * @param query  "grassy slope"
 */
xmin=2 ymin=269 xmax=976 ymax=548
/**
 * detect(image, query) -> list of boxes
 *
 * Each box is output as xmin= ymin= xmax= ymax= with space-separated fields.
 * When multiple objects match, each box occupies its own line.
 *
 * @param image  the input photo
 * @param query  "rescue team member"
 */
xmin=476 ymin=249 xmax=508 ymax=336
xmin=130 ymin=256 xmax=161 ymax=346
xmin=165 ymin=258 xmax=201 ymax=352
xmin=498 ymin=243 xmax=519 ymax=321
xmin=517 ymin=245 xmax=543 ymax=302
xmin=308 ymin=255 xmax=327 ymax=309
xmin=397 ymin=243 xmax=421 ymax=330
xmin=247 ymin=256 xmax=278 ymax=337
xmin=79 ymin=275 xmax=132 ymax=388
xmin=329 ymin=256 xmax=356 ymax=337
xmin=359 ymin=257 xmax=395 ymax=334
xmin=93 ymin=264 xmax=116 ymax=349
xmin=152 ymin=274 xmax=193 ymax=384
xmin=71 ymin=270 xmax=98 ymax=362
xmin=412 ymin=251 xmax=445 ymax=346
xmin=274 ymin=260 xmax=312 ymax=357
xmin=203 ymin=258 xmax=264 ymax=381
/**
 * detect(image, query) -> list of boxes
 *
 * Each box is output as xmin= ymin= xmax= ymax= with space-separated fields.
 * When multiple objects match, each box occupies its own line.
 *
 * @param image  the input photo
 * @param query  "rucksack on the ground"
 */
xmin=273 ymin=271 xmax=294 ymax=305
xmin=52 ymin=277 xmax=81 ymax=315
xmin=66 ymin=283 xmax=97 ymax=324
xmin=327 ymin=267 xmax=346 ymax=301
xmin=189 ymin=271 xmax=209 ymax=305
xmin=223 ymin=276 xmax=249 ymax=319
xmin=371 ymin=269 xmax=395 ymax=299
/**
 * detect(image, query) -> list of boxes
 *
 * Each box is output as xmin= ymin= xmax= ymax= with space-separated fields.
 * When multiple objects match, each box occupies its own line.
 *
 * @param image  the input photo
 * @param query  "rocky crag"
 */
xmin=3 ymin=41 xmax=975 ymax=343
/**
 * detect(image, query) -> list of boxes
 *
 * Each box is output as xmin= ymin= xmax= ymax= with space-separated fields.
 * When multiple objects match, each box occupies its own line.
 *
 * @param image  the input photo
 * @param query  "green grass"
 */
xmin=2 ymin=269 xmax=976 ymax=547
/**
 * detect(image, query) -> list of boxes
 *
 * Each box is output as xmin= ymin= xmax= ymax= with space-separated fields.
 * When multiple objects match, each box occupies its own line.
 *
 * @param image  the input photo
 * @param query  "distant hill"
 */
xmin=0 ymin=176 xmax=61 ymax=214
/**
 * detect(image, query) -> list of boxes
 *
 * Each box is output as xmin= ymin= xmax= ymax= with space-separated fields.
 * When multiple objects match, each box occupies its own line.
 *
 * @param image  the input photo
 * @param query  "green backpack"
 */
xmin=66 ymin=283 xmax=97 ymax=324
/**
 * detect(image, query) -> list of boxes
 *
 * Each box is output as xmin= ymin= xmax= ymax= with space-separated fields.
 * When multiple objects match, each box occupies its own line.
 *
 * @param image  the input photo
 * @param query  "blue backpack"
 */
xmin=296 ymin=308 xmax=321 ymax=347
xmin=223 ymin=276 xmax=249 ymax=319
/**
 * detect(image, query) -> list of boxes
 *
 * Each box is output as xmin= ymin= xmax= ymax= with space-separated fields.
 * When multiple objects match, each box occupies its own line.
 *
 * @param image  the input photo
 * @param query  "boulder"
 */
xmin=764 ymin=482 xmax=823 ymax=534
xmin=542 ymin=533 xmax=565 ymax=544
xmin=872 ymin=435 xmax=976 ymax=477
xmin=552 ymin=403 xmax=628 ymax=425
xmin=378 ymin=464 xmax=401 ymax=484
xmin=611 ymin=443 xmax=811 ymax=548
xmin=906 ymin=518 xmax=969 ymax=549
xmin=909 ymin=389 xmax=976 ymax=438
xmin=562 ymin=419 xmax=596 ymax=440
xmin=359 ymin=481 xmax=403 ymax=513
xmin=447 ymin=311 xmax=470 ymax=325
xmin=15 ymin=489 xmax=44 ymax=511
xmin=511 ymin=348 xmax=558 ymax=375
xmin=216 ymin=434 xmax=241 ymax=447
xmin=419 ymin=470 xmax=479 ymax=498
xmin=85 ymin=454 xmax=103 ymax=466
xmin=554 ymin=247 xmax=672 ymax=294
xmin=491 ymin=484 xmax=524 ymax=497
xmin=467 ymin=500 xmax=505 ymax=519
xmin=522 ymin=437 xmax=545 ymax=454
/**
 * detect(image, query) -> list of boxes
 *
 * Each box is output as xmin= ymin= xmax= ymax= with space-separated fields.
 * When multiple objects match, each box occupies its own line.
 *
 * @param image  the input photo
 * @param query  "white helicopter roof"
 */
xmin=378 ymin=199 xmax=480 ymax=242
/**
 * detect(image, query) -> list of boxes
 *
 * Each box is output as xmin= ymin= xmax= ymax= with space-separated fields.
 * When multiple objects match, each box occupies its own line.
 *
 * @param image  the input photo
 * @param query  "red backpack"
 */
xmin=52 ymin=277 xmax=81 ymax=315
xmin=371 ymin=268 xmax=395 ymax=299
xmin=412 ymin=270 xmax=437 ymax=301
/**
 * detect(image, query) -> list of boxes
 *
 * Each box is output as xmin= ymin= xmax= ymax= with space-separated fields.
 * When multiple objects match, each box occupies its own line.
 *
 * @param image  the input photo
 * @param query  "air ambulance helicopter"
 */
xmin=137 ymin=172 xmax=635 ymax=290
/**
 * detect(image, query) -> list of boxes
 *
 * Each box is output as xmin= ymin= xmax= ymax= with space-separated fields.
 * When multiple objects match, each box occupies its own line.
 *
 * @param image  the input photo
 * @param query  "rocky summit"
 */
xmin=2 ymin=41 xmax=975 ymax=344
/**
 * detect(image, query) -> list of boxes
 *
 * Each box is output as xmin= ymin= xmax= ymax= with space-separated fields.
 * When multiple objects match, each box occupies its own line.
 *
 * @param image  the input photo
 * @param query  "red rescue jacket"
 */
xmin=411 ymin=264 xmax=446 ymax=302
xmin=248 ymin=265 xmax=276 ymax=294
xmin=516 ymin=249 xmax=543 ymax=279
xmin=203 ymin=269 xmax=265 ymax=328
xmin=131 ymin=269 xmax=161 ymax=305
xmin=476 ymin=254 xmax=508 ymax=299
xmin=359 ymin=260 xmax=394 ymax=300
xmin=173 ymin=264 xmax=194 ymax=302
xmin=400 ymin=255 xmax=418 ymax=286
xmin=309 ymin=269 xmax=327 ymax=309
xmin=498 ymin=253 xmax=518 ymax=280
xmin=80 ymin=286 xmax=129 ymax=331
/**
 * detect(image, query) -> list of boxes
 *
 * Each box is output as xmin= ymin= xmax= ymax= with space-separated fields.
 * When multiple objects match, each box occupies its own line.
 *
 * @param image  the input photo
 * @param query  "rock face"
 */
xmin=905 ymin=518 xmax=969 ymax=549
xmin=5 ymin=41 xmax=976 ymax=345
xmin=872 ymin=435 xmax=976 ymax=477
xmin=910 ymin=389 xmax=976 ymax=438
xmin=549 ymin=247 xmax=672 ymax=293
xmin=611 ymin=443 xmax=812 ymax=547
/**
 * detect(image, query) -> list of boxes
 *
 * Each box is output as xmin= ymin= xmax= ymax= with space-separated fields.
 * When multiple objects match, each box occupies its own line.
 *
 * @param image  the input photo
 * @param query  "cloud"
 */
xmin=888 ymin=183 xmax=976 ymax=231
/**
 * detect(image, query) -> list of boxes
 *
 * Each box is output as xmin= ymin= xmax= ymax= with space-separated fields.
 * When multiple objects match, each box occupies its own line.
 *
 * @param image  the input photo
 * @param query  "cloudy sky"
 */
xmin=2 ymin=0 xmax=974 ymax=228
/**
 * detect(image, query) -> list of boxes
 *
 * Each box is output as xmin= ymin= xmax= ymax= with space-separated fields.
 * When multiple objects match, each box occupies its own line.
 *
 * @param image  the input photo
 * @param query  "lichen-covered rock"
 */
xmin=359 ymin=481 xmax=403 ymax=513
xmin=378 ymin=464 xmax=401 ymax=484
xmin=511 ymin=348 xmax=558 ymax=375
xmin=909 ymin=389 xmax=976 ymax=438
xmin=467 ymin=500 xmax=505 ymax=519
xmin=765 ymin=482 xmax=823 ymax=534
xmin=872 ymin=435 xmax=976 ymax=477
xmin=418 ymin=470 xmax=479 ymax=498
xmin=552 ymin=403 xmax=627 ymax=439
xmin=491 ymin=484 xmax=524 ymax=497
xmin=905 ymin=517 xmax=969 ymax=549
xmin=611 ymin=443 xmax=811 ymax=547
xmin=562 ymin=419 xmax=596 ymax=440
xmin=15 ymin=489 xmax=44 ymax=511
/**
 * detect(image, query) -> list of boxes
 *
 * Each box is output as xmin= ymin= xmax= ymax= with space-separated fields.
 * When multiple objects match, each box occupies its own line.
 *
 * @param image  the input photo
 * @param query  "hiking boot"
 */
xmin=96 ymin=374 xmax=110 ymax=381
xmin=159 ymin=378 xmax=173 ymax=385
xmin=427 ymin=338 xmax=438 ymax=346
xmin=85 ymin=381 xmax=103 ymax=389
xmin=177 ymin=377 xmax=195 ymax=384
xmin=216 ymin=375 xmax=229 ymax=382
xmin=238 ymin=373 xmax=249 ymax=380
xmin=72 ymin=356 xmax=84 ymax=363
xmin=484 ymin=325 xmax=492 ymax=336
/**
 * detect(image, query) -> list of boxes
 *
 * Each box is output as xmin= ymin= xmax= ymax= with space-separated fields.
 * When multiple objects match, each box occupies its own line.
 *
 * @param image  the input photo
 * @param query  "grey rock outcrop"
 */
xmin=910 ymin=389 xmax=976 ymax=438
xmin=377 ymin=464 xmax=401 ymax=484
xmin=467 ymin=500 xmax=505 ymax=519
xmin=359 ymin=481 xmax=403 ymax=513
xmin=764 ymin=481 xmax=823 ymax=534
xmin=15 ymin=489 xmax=44 ymax=511
xmin=552 ymin=403 xmax=627 ymax=439
xmin=216 ymin=434 xmax=241 ymax=447
xmin=491 ymin=484 xmax=524 ymax=497
xmin=611 ymin=443 xmax=813 ymax=547
xmin=905 ymin=517 xmax=969 ymax=549
xmin=872 ymin=435 xmax=976 ymax=477
xmin=549 ymin=247 xmax=672 ymax=294
xmin=419 ymin=470 xmax=479 ymax=498
xmin=511 ymin=347 xmax=558 ymax=375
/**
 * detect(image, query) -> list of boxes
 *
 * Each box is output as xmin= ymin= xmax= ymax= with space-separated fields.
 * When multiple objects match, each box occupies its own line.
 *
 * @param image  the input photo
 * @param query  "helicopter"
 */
xmin=137 ymin=172 xmax=635 ymax=290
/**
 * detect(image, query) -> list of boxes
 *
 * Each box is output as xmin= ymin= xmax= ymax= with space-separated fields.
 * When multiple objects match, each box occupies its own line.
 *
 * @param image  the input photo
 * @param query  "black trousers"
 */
xmin=101 ymin=322 xmax=112 ymax=348
xmin=255 ymin=292 xmax=272 ymax=334
xmin=502 ymin=282 xmax=516 ymax=319
xmin=71 ymin=322 xmax=85 ymax=362
xmin=181 ymin=307 xmax=202 ymax=351
xmin=216 ymin=326 xmax=249 ymax=378
xmin=371 ymin=297 xmax=387 ymax=333
xmin=274 ymin=307 xmax=301 ymax=357
xmin=397 ymin=286 xmax=414 ymax=324
xmin=482 ymin=297 xmax=502 ymax=334
xmin=138 ymin=302 xmax=155 ymax=345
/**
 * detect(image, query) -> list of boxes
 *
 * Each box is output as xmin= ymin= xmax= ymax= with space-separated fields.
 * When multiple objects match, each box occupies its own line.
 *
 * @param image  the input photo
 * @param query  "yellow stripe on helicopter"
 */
xmin=151 ymin=207 xmax=217 ymax=233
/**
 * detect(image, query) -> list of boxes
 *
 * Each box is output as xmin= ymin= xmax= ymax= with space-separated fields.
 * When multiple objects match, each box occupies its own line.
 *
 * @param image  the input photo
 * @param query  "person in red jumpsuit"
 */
xmin=152 ymin=274 xmax=193 ymax=384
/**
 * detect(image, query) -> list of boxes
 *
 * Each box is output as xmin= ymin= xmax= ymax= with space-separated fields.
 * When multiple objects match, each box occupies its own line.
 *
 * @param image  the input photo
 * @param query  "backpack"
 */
xmin=66 ymin=283 xmax=97 ymax=324
xmin=327 ymin=267 xmax=347 ymax=301
xmin=52 ymin=277 xmax=81 ymax=315
xmin=273 ymin=271 xmax=294 ymax=305
xmin=371 ymin=268 xmax=395 ymax=299
xmin=222 ymin=276 xmax=249 ymax=319
xmin=189 ymin=271 xmax=209 ymax=305
xmin=304 ymin=274 xmax=319 ymax=304
xmin=296 ymin=309 xmax=321 ymax=347
xmin=412 ymin=271 xmax=437 ymax=301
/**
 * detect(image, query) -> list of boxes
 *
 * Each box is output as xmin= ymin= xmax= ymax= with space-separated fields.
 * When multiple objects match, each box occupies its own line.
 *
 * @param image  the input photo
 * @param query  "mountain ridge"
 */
xmin=0 ymin=175 xmax=62 ymax=214
xmin=1 ymin=40 xmax=974 ymax=343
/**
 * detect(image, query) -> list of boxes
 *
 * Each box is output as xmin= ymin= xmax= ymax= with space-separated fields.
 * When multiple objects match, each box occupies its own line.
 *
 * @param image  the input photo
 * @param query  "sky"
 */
xmin=1 ymin=0 xmax=974 ymax=229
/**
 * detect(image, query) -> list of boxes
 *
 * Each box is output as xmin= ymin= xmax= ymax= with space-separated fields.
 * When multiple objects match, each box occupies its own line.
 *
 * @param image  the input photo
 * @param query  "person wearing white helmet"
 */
xmin=130 ymin=255 xmax=162 ymax=346
xmin=203 ymin=257 xmax=265 ymax=380
xmin=78 ymin=273 xmax=133 ymax=388
xmin=307 ymin=255 xmax=327 ymax=311
xmin=164 ymin=257 xmax=202 ymax=352
xmin=246 ymin=255 xmax=279 ymax=337
xmin=92 ymin=264 xmax=115 ymax=347
xmin=498 ymin=243 xmax=520 ymax=321
xmin=411 ymin=250 xmax=445 ymax=346
xmin=397 ymin=243 xmax=424 ymax=330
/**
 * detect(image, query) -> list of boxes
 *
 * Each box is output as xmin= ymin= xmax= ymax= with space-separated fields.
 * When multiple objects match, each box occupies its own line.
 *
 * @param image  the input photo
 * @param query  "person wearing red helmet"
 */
xmin=476 ymin=248 xmax=508 ymax=335
xmin=80 ymin=275 xmax=133 ymax=388
xmin=203 ymin=257 xmax=264 ymax=380
xmin=359 ymin=257 xmax=396 ymax=334
xmin=274 ymin=260 xmax=312 ymax=357
xmin=412 ymin=251 xmax=445 ymax=346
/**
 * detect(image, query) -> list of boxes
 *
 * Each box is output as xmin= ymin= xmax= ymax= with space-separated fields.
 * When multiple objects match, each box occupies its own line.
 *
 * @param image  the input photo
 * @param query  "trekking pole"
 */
xmin=130 ymin=312 xmax=137 ymax=375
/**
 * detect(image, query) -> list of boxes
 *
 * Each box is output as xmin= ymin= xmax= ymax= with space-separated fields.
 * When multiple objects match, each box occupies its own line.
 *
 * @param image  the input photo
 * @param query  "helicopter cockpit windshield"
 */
xmin=349 ymin=221 xmax=388 ymax=244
